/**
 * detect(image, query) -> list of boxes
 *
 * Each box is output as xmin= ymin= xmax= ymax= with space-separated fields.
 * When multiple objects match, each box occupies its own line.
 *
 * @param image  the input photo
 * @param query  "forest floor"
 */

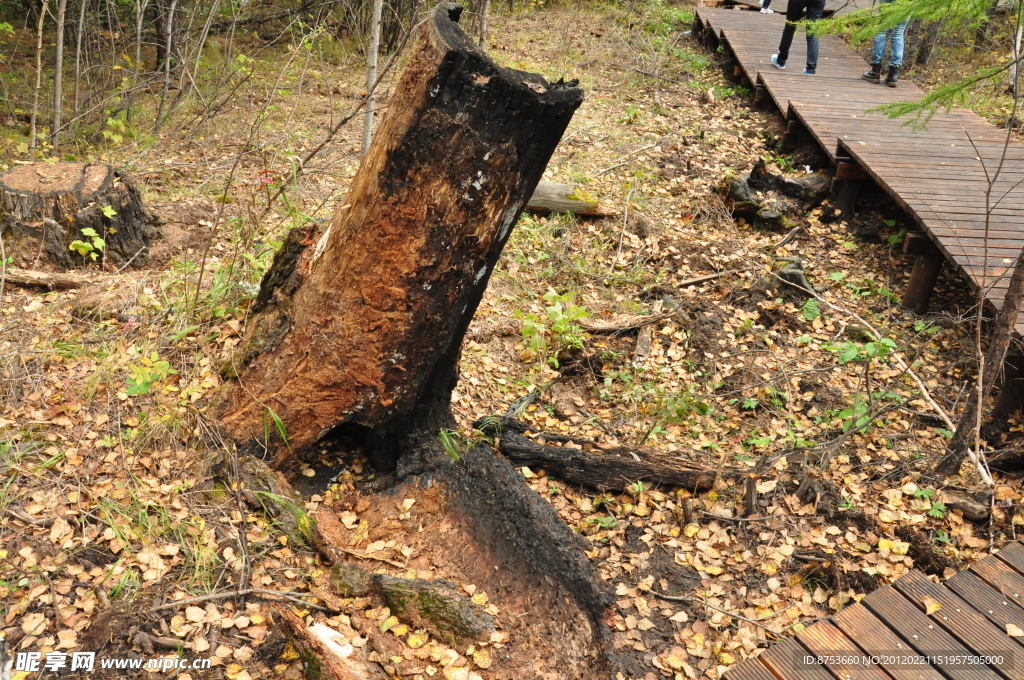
xmin=2 ymin=2 xmax=1024 ymax=680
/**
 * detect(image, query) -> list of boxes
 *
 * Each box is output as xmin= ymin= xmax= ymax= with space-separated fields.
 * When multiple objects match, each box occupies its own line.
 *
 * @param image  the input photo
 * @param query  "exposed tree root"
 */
xmin=477 ymin=416 xmax=736 ymax=492
xmin=235 ymin=441 xmax=637 ymax=678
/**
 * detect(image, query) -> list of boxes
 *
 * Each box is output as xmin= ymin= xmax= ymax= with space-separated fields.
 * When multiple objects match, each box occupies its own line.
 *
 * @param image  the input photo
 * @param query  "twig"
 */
xmin=333 ymin=545 xmax=407 ymax=569
xmin=677 ymin=270 xmax=739 ymax=288
xmin=610 ymin=186 xmax=636 ymax=274
xmin=504 ymin=388 xmax=543 ymax=419
xmin=632 ymin=68 xmax=684 ymax=85
xmin=7 ymin=506 xmax=56 ymax=528
xmin=774 ymin=226 xmax=801 ymax=248
xmin=153 ymin=588 xmax=330 ymax=611
xmin=701 ymin=512 xmax=774 ymax=523
xmin=0 ymin=229 xmax=6 ymax=303
xmin=598 ymin=136 xmax=668 ymax=175
xmin=652 ymin=592 xmax=782 ymax=635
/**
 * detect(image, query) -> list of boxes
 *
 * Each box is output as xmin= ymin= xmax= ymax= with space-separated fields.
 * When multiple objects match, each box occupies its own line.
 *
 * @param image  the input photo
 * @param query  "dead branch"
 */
xmin=476 ymin=417 xmax=737 ymax=492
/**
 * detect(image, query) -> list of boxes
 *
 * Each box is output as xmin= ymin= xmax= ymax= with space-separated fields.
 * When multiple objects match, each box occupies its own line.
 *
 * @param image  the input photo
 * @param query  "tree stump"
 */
xmin=216 ymin=3 xmax=584 ymax=470
xmin=0 ymin=162 xmax=157 ymax=269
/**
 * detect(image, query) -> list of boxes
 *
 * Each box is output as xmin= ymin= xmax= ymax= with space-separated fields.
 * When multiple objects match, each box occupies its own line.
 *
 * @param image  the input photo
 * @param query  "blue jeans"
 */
xmin=872 ymin=19 xmax=909 ymax=66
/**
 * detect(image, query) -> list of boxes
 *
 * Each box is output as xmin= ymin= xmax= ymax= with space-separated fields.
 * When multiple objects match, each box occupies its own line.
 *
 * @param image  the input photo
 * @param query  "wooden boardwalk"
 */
xmin=694 ymin=7 xmax=1024 ymax=332
xmin=726 ymin=542 xmax=1024 ymax=680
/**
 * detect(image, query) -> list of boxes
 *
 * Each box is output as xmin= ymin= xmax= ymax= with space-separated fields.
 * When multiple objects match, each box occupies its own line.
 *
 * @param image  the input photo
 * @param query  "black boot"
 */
xmin=863 ymin=63 xmax=881 ymax=83
xmin=885 ymin=64 xmax=901 ymax=87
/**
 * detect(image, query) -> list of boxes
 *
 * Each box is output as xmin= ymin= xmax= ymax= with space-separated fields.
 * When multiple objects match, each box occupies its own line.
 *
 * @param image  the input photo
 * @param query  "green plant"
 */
xmin=125 ymin=352 xmax=177 ymax=395
xmin=826 ymin=337 xmax=897 ymax=365
xmin=802 ymin=299 xmax=821 ymax=321
xmin=840 ymin=496 xmax=857 ymax=511
xmin=619 ymin=105 xmax=642 ymax=125
xmin=439 ymin=429 xmax=467 ymax=461
xmin=587 ymin=515 xmax=618 ymax=529
xmin=935 ymin=529 xmax=951 ymax=544
xmin=69 ymin=228 xmax=106 ymax=260
xmin=515 ymin=289 xmax=589 ymax=368
xmin=927 ymin=501 xmax=947 ymax=519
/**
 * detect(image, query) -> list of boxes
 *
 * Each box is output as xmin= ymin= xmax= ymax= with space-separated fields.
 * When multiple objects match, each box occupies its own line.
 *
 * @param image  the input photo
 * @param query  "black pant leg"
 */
xmin=777 ymin=0 xmax=808 ymax=64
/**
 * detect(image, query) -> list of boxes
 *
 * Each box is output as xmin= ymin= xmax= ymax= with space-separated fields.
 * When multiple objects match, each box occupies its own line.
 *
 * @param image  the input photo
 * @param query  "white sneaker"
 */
xmin=760 ymin=7 xmax=774 ymax=12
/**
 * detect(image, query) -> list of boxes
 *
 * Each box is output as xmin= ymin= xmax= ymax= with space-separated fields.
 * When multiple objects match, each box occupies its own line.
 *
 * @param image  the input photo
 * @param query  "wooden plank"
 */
xmin=720 ymin=656 xmax=774 ymax=680
xmin=797 ymin=620 xmax=896 ymax=680
xmin=723 ymin=658 xmax=780 ymax=680
xmin=862 ymin=586 xmax=1004 ymax=680
xmin=946 ymin=569 xmax=1024 ymax=632
xmin=891 ymin=570 xmax=1024 ymax=679
xmin=833 ymin=604 xmax=946 ymax=680
xmin=994 ymin=543 xmax=1024 ymax=575
xmin=971 ymin=552 xmax=1024 ymax=608
xmin=759 ymin=636 xmax=837 ymax=680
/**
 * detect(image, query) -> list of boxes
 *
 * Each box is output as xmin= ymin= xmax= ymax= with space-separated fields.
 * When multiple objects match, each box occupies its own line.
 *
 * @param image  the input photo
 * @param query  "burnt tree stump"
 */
xmin=0 ymin=162 xmax=157 ymax=269
xmin=217 ymin=3 xmax=584 ymax=470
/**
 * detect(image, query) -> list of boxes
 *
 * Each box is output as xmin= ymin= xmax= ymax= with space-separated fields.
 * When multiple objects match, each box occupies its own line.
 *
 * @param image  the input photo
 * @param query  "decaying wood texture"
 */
xmin=274 ymin=606 xmax=388 ymax=680
xmin=525 ymin=180 xmax=611 ymax=216
xmin=477 ymin=417 xmax=737 ymax=492
xmin=0 ymin=162 xmax=156 ymax=268
xmin=217 ymin=4 xmax=583 ymax=468
xmin=2 ymin=268 xmax=95 ymax=290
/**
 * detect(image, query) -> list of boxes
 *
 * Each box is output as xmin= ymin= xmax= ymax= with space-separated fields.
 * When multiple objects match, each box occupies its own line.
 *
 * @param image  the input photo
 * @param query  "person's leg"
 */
xmin=885 ymin=18 xmax=909 ymax=85
xmin=889 ymin=19 xmax=909 ymax=66
xmin=872 ymin=28 xmax=891 ymax=65
xmin=776 ymin=0 xmax=807 ymax=66
xmin=803 ymin=0 xmax=826 ymax=73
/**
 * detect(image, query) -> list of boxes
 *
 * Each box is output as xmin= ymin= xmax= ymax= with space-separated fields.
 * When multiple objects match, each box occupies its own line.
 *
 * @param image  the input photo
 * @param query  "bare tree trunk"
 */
xmin=73 ymin=0 xmax=86 ymax=122
xmin=974 ymin=0 xmax=999 ymax=54
xmin=360 ymin=0 xmax=383 ymax=156
xmin=1012 ymin=22 xmax=1023 ymax=98
xmin=916 ymin=20 xmax=941 ymax=66
xmin=52 ymin=0 xmax=68 ymax=151
xmin=29 ymin=0 xmax=49 ymax=159
xmin=478 ymin=0 xmax=489 ymax=46
xmin=216 ymin=3 xmax=583 ymax=471
xmin=152 ymin=0 xmax=179 ymax=132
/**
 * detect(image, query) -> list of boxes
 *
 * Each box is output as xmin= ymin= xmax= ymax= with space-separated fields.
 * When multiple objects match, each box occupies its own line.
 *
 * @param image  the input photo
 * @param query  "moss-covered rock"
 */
xmin=373 ymin=575 xmax=494 ymax=645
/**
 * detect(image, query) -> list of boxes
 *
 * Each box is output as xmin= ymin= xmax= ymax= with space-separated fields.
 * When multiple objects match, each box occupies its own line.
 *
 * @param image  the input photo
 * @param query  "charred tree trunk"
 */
xmin=216 ymin=4 xmax=583 ymax=471
xmin=213 ymin=8 xmax=641 ymax=673
xmin=0 ymin=163 xmax=157 ymax=269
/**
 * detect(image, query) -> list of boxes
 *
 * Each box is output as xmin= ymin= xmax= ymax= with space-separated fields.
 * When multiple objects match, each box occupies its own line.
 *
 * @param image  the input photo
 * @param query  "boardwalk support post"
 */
xmin=901 ymin=233 xmax=943 ymax=314
xmin=834 ymin=180 xmax=861 ymax=217
xmin=833 ymin=158 xmax=867 ymax=218
xmin=781 ymin=117 xmax=806 ymax=149
xmin=754 ymin=84 xmax=769 ymax=109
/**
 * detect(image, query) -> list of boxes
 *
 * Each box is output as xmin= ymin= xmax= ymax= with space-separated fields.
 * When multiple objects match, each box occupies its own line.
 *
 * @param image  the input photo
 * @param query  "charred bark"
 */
xmin=217 ymin=4 xmax=583 ymax=470
xmin=477 ymin=417 xmax=736 ymax=492
xmin=0 ymin=162 xmax=157 ymax=269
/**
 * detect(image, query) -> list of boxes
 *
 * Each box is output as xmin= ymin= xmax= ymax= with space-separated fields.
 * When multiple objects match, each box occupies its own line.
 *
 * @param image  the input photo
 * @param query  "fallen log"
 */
xmin=3 ymin=267 xmax=95 ymax=289
xmin=525 ymin=181 xmax=612 ymax=217
xmin=476 ymin=417 xmax=736 ymax=492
